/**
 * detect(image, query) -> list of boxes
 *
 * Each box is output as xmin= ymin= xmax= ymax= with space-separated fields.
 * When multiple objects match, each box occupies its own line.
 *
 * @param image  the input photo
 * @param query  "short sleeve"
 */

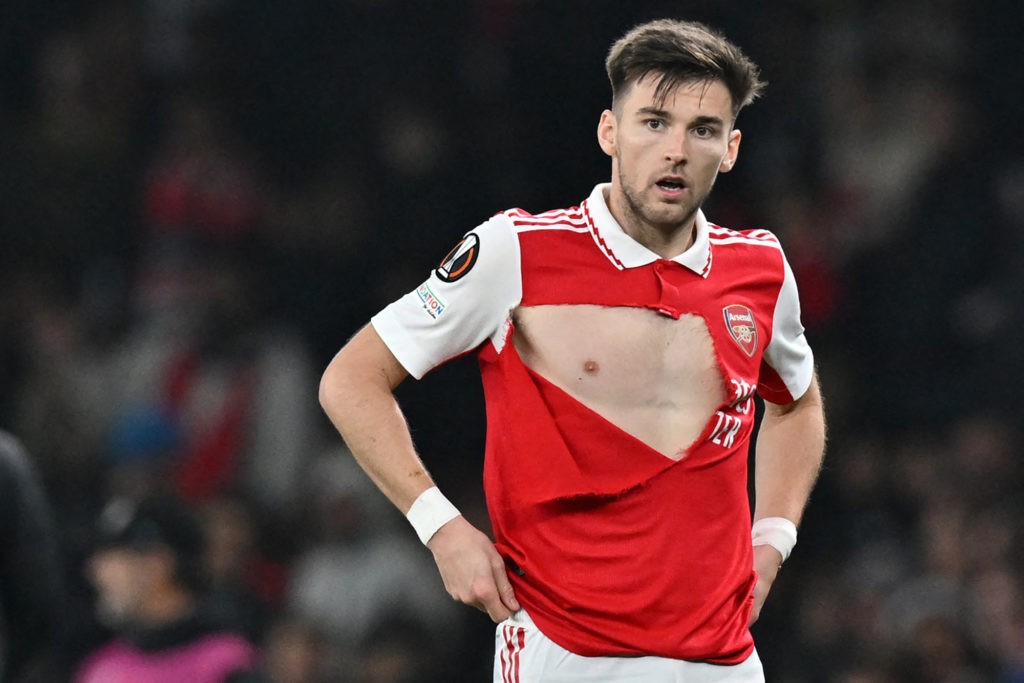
xmin=371 ymin=214 xmax=522 ymax=379
xmin=758 ymin=247 xmax=814 ymax=404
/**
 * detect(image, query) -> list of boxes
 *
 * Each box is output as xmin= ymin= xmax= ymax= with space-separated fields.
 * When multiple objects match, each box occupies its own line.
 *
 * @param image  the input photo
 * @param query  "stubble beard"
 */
xmin=616 ymin=165 xmax=711 ymax=239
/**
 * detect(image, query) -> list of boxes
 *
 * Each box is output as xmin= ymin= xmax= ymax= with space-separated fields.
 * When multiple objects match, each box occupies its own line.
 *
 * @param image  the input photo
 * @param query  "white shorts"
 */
xmin=493 ymin=610 xmax=764 ymax=683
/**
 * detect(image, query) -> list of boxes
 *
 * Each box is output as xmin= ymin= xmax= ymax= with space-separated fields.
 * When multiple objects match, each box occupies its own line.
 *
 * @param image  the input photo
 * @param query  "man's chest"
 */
xmin=512 ymin=305 xmax=722 ymax=407
xmin=515 ymin=237 xmax=779 ymax=382
xmin=509 ymin=237 xmax=780 ymax=457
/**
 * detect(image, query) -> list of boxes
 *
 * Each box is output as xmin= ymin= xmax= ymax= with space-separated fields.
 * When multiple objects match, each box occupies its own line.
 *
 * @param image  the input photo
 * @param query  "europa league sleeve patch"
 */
xmin=435 ymin=233 xmax=480 ymax=282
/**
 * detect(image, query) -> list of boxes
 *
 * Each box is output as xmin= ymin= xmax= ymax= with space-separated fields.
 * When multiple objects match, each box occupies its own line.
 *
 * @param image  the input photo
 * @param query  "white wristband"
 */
xmin=751 ymin=517 xmax=798 ymax=563
xmin=406 ymin=487 xmax=461 ymax=545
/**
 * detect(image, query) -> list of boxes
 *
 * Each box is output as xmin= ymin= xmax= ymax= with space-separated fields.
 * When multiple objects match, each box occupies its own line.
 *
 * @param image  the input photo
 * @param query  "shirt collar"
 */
xmin=583 ymin=183 xmax=712 ymax=277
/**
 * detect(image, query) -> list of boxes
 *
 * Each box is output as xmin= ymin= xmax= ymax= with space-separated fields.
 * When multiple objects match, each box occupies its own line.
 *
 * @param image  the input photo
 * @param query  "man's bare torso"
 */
xmin=512 ymin=305 xmax=725 ymax=460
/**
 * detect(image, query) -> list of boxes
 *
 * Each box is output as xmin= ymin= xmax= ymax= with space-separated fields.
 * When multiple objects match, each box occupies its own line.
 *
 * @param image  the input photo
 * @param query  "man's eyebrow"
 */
xmin=690 ymin=115 xmax=726 ymax=127
xmin=635 ymin=106 xmax=671 ymax=118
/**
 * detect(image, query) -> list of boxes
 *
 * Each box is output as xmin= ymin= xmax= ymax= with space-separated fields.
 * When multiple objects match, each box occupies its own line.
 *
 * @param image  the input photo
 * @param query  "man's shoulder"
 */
xmin=498 ymin=203 xmax=589 ymax=234
xmin=707 ymin=223 xmax=782 ymax=250
xmin=705 ymin=224 xmax=788 ymax=283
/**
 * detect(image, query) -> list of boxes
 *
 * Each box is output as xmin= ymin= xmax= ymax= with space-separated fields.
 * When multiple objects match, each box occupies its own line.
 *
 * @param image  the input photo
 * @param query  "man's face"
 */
xmin=88 ymin=548 xmax=160 ymax=627
xmin=598 ymin=75 xmax=741 ymax=240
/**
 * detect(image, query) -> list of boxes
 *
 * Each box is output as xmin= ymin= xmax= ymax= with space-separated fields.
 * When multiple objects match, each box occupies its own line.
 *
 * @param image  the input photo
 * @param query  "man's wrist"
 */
xmin=751 ymin=517 xmax=797 ymax=563
xmin=406 ymin=486 xmax=461 ymax=545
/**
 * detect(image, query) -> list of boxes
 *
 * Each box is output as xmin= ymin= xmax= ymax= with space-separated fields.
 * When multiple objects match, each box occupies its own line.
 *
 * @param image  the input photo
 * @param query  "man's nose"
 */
xmin=663 ymin=130 xmax=687 ymax=164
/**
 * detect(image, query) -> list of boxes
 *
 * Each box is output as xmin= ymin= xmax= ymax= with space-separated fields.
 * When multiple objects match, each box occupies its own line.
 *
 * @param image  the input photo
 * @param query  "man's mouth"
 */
xmin=655 ymin=177 xmax=687 ymax=192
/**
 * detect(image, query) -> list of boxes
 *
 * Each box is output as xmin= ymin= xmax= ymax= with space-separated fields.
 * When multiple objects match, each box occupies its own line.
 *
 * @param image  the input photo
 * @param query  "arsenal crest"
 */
xmin=723 ymin=304 xmax=758 ymax=357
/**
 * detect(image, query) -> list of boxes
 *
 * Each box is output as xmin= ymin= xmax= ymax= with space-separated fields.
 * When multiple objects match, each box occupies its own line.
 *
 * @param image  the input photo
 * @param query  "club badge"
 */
xmin=723 ymin=304 xmax=758 ymax=357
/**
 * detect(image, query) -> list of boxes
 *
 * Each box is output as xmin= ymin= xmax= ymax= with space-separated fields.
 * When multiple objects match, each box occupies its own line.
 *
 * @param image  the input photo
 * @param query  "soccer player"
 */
xmin=319 ymin=18 xmax=826 ymax=682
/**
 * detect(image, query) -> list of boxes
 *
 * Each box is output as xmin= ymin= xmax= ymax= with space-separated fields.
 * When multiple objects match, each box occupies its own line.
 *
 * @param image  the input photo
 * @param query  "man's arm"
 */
xmin=318 ymin=323 xmax=519 ymax=622
xmin=749 ymin=373 xmax=826 ymax=624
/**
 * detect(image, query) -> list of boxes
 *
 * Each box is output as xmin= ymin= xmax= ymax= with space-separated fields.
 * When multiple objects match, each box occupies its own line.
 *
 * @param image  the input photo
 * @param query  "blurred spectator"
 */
xmin=103 ymin=232 xmax=317 ymax=511
xmin=75 ymin=495 xmax=258 ymax=683
xmin=967 ymin=566 xmax=1024 ymax=682
xmin=200 ymin=495 xmax=285 ymax=643
xmin=0 ymin=9 xmax=142 ymax=297
xmin=108 ymin=91 xmax=317 ymax=510
xmin=143 ymin=94 xmax=264 ymax=242
xmin=285 ymin=450 xmax=460 ymax=673
xmin=353 ymin=616 xmax=442 ymax=683
xmin=0 ymin=431 xmax=66 ymax=683
xmin=253 ymin=617 xmax=332 ymax=683
xmin=900 ymin=614 xmax=988 ymax=683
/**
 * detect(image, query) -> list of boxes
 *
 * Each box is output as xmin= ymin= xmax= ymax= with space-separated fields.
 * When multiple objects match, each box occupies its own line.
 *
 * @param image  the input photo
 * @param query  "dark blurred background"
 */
xmin=0 ymin=1 xmax=1022 ymax=681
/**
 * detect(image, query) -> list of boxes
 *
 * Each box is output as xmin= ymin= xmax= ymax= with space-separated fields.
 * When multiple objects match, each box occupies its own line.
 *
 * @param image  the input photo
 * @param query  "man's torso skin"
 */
xmin=513 ymin=304 xmax=724 ymax=460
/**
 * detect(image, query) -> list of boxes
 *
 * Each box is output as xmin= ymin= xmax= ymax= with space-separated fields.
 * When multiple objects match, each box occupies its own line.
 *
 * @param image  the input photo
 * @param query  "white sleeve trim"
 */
xmin=371 ymin=214 xmax=522 ymax=379
xmin=763 ymin=248 xmax=814 ymax=401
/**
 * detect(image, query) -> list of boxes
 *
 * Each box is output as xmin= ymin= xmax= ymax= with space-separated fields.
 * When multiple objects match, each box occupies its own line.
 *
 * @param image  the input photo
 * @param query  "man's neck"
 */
xmin=623 ymin=218 xmax=697 ymax=260
xmin=605 ymin=188 xmax=697 ymax=259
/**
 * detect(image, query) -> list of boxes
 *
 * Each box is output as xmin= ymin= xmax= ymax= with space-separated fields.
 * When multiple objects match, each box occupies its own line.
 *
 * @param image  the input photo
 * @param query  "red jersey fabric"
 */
xmin=479 ymin=205 xmax=793 ymax=663
xmin=371 ymin=184 xmax=813 ymax=664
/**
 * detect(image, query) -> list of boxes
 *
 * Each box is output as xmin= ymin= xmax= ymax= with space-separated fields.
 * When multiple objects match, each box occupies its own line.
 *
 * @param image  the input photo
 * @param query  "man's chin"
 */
xmin=645 ymin=205 xmax=698 ymax=229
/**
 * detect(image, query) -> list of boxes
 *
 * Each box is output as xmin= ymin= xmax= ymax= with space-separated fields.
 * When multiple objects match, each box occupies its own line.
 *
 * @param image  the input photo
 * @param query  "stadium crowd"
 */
xmin=0 ymin=1 xmax=1021 ymax=681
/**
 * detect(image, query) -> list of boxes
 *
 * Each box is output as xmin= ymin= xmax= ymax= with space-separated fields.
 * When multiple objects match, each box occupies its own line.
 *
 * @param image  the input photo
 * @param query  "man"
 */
xmin=320 ymin=18 xmax=826 ymax=682
xmin=75 ymin=496 xmax=258 ymax=683
xmin=0 ymin=431 xmax=65 ymax=682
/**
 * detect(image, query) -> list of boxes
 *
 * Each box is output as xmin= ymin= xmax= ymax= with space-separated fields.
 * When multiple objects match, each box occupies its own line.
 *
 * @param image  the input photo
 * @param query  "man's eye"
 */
xmin=693 ymin=126 xmax=714 ymax=137
xmin=645 ymin=119 xmax=664 ymax=130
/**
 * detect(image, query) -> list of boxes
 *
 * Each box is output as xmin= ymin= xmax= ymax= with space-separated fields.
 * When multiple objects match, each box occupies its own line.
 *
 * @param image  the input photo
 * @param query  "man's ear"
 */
xmin=719 ymin=128 xmax=742 ymax=172
xmin=597 ymin=109 xmax=617 ymax=157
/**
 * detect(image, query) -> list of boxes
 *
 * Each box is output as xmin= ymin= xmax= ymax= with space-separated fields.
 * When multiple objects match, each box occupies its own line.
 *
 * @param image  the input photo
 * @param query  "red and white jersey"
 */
xmin=372 ymin=183 xmax=814 ymax=664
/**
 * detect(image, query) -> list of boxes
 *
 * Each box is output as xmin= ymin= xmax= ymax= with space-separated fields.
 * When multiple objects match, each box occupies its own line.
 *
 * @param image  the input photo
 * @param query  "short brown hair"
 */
xmin=605 ymin=19 xmax=765 ymax=119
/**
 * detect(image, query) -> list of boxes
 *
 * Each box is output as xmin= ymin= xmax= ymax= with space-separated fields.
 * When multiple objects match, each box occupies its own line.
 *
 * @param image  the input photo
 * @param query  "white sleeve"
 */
xmin=762 ymin=249 xmax=814 ymax=402
xmin=371 ymin=214 xmax=522 ymax=379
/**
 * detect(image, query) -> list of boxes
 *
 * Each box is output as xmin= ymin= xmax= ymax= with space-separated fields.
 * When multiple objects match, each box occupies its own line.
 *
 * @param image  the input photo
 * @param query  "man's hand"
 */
xmin=749 ymin=544 xmax=783 ymax=625
xmin=427 ymin=516 xmax=520 ymax=622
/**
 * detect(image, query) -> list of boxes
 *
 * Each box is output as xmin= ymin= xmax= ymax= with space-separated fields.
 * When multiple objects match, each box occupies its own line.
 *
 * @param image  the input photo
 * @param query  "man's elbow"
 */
xmin=318 ymin=349 xmax=355 ymax=416
xmin=318 ymin=324 xmax=408 ymax=416
xmin=318 ymin=361 xmax=336 ymax=415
